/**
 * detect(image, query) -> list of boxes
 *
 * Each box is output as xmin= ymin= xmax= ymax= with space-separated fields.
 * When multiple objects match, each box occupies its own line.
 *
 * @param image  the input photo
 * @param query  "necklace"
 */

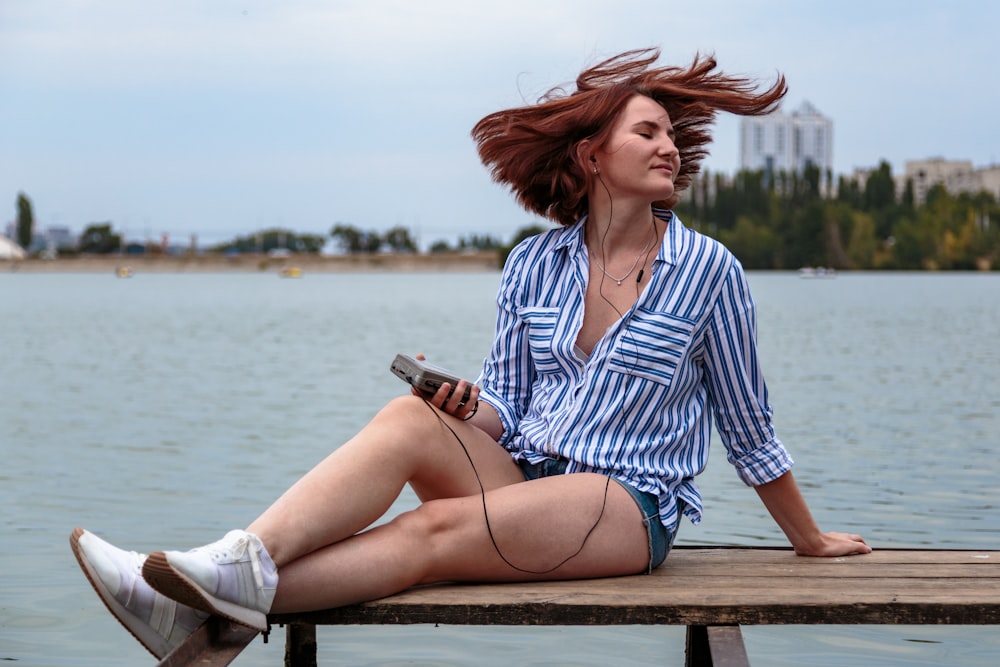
xmin=594 ymin=225 xmax=657 ymax=286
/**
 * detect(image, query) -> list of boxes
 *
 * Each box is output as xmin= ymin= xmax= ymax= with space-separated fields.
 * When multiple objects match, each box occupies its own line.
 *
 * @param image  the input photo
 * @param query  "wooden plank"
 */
xmin=155 ymin=616 xmax=258 ymax=667
xmin=656 ymin=563 xmax=997 ymax=577
xmin=674 ymin=548 xmax=996 ymax=566
xmin=660 ymin=561 xmax=999 ymax=578
xmin=269 ymin=548 xmax=1000 ymax=628
xmin=272 ymin=600 xmax=998 ymax=627
xmin=659 ymin=548 xmax=998 ymax=571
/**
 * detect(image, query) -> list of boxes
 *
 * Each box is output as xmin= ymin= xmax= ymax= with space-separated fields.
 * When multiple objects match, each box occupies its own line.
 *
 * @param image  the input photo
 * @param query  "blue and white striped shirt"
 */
xmin=476 ymin=210 xmax=793 ymax=532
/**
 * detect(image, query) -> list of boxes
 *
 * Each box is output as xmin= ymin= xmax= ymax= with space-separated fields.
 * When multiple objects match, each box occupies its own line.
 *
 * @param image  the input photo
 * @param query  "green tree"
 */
xmin=209 ymin=228 xmax=326 ymax=254
xmin=844 ymin=209 xmax=878 ymax=269
xmin=891 ymin=215 xmax=934 ymax=269
xmin=383 ymin=226 xmax=417 ymax=253
xmin=78 ymin=223 xmax=122 ymax=254
xmin=821 ymin=201 xmax=852 ymax=269
xmin=836 ymin=174 xmax=864 ymax=209
xmin=331 ymin=223 xmax=382 ymax=253
xmin=458 ymin=233 xmax=502 ymax=251
xmin=717 ymin=216 xmax=776 ymax=269
xmin=863 ymin=161 xmax=897 ymax=239
xmin=16 ymin=192 xmax=34 ymax=250
xmin=296 ymin=233 xmax=328 ymax=253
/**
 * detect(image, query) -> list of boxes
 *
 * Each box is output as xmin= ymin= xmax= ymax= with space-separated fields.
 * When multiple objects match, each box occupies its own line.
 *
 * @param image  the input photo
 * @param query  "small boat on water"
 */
xmin=279 ymin=266 xmax=303 ymax=278
xmin=798 ymin=266 xmax=836 ymax=279
xmin=115 ymin=266 xmax=134 ymax=278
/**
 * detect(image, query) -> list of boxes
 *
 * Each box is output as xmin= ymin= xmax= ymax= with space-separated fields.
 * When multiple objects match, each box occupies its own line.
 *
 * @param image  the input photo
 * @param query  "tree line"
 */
xmin=675 ymin=161 xmax=999 ymax=271
xmin=209 ymin=224 xmax=505 ymax=255
xmin=11 ymin=162 xmax=1000 ymax=270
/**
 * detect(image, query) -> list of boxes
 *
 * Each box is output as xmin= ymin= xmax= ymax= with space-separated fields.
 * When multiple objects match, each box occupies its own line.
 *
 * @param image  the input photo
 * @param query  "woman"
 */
xmin=71 ymin=48 xmax=870 ymax=659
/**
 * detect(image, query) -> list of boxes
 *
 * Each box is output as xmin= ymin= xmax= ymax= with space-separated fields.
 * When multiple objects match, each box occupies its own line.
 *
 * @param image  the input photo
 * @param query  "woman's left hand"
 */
xmin=794 ymin=531 xmax=872 ymax=557
xmin=755 ymin=472 xmax=872 ymax=558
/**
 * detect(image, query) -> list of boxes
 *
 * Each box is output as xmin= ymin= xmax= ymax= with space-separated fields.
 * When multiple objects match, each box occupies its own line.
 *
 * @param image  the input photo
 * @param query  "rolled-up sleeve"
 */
xmin=728 ymin=439 xmax=794 ymax=486
xmin=702 ymin=261 xmax=794 ymax=486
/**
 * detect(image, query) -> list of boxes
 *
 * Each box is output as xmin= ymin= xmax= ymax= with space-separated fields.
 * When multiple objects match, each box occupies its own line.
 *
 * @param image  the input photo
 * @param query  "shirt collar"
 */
xmin=654 ymin=208 xmax=679 ymax=268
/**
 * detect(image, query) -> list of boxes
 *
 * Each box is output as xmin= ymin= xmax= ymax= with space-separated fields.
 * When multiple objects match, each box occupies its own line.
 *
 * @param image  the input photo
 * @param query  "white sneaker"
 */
xmin=142 ymin=529 xmax=277 ymax=631
xmin=69 ymin=527 xmax=209 ymax=659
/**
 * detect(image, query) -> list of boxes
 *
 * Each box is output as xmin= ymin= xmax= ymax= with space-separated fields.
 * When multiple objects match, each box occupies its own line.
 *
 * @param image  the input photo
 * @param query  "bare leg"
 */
xmin=246 ymin=395 xmax=523 ymax=566
xmin=270 ymin=471 xmax=651 ymax=612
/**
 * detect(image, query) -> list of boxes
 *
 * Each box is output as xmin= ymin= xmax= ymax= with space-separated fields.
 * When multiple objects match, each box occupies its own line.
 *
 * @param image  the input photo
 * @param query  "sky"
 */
xmin=2 ymin=0 xmax=998 ymax=249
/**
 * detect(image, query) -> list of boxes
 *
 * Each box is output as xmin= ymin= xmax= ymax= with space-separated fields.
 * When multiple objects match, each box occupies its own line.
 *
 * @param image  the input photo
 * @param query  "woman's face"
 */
xmin=592 ymin=94 xmax=679 ymax=203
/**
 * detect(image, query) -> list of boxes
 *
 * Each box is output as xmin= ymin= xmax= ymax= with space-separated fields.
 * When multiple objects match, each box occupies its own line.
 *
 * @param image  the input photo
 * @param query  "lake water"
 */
xmin=1 ymin=269 xmax=998 ymax=666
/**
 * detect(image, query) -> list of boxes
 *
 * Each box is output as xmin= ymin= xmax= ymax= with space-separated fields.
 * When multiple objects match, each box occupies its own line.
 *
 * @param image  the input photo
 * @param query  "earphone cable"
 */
xmin=430 ymin=181 xmax=660 ymax=575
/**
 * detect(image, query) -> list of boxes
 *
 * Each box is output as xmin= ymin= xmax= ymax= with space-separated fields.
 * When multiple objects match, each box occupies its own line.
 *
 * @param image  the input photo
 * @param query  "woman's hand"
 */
xmin=792 ymin=531 xmax=872 ymax=557
xmin=413 ymin=354 xmax=480 ymax=421
xmin=755 ymin=472 xmax=873 ymax=558
xmin=430 ymin=379 xmax=480 ymax=421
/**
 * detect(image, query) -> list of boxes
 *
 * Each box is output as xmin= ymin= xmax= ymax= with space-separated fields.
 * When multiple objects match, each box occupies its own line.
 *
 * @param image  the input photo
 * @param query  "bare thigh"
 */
xmin=415 ymin=470 xmax=651 ymax=583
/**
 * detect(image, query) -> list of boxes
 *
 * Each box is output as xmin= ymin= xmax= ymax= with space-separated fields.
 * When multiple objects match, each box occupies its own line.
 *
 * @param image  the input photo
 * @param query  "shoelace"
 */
xmin=203 ymin=532 xmax=265 ymax=593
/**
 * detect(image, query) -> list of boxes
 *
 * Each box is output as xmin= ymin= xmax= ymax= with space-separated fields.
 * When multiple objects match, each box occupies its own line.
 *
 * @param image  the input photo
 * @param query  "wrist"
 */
xmin=791 ymin=532 xmax=828 ymax=556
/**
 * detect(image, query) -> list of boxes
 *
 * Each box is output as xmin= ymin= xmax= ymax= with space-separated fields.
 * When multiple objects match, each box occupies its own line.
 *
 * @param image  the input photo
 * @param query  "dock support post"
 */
xmin=284 ymin=622 xmax=317 ymax=667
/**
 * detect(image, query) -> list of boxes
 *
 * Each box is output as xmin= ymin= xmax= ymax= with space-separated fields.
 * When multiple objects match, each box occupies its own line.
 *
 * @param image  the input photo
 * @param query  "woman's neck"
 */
xmin=585 ymin=200 xmax=658 ymax=257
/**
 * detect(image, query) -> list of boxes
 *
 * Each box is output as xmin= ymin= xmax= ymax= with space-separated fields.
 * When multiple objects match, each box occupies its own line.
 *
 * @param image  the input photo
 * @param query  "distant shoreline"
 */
xmin=2 ymin=251 xmax=502 ymax=274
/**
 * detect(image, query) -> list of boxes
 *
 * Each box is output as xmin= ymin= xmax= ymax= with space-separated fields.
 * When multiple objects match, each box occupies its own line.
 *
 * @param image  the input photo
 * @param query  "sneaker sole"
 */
xmin=69 ymin=528 xmax=173 ymax=659
xmin=142 ymin=551 xmax=268 ymax=632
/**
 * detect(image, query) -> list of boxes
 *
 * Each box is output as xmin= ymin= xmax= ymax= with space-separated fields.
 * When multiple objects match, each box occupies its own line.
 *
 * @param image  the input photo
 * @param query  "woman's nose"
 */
xmin=657 ymin=135 xmax=678 ymax=157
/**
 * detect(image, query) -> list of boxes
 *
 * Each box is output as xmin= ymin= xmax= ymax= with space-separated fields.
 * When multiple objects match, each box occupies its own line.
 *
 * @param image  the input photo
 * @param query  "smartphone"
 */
xmin=390 ymin=353 xmax=471 ymax=402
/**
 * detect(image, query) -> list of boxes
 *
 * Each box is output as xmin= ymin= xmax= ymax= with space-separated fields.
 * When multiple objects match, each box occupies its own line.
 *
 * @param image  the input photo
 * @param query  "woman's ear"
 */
xmin=575 ymin=140 xmax=595 ymax=170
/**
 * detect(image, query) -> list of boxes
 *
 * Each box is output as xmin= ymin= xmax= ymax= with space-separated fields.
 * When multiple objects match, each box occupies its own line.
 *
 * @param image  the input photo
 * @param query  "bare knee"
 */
xmin=375 ymin=394 xmax=433 ymax=423
xmin=391 ymin=498 xmax=463 ymax=545
xmin=361 ymin=395 xmax=454 ymax=456
xmin=385 ymin=499 xmax=471 ymax=581
xmin=372 ymin=395 xmax=448 ymax=440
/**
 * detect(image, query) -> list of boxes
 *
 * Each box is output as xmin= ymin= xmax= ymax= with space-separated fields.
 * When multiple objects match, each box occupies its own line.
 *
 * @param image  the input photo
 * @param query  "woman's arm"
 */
xmin=755 ymin=471 xmax=871 ymax=557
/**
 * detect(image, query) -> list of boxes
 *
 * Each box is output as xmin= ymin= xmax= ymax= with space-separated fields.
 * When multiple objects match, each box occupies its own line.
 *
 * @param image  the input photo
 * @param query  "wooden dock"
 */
xmin=155 ymin=546 xmax=1000 ymax=666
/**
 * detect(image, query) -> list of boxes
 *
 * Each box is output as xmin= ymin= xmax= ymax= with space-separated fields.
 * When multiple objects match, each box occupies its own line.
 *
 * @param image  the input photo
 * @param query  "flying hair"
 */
xmin=471 ymin=48 xmax=788 ymax=226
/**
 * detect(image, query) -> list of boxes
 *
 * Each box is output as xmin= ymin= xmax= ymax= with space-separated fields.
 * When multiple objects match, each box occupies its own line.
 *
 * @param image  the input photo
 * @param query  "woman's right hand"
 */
xmin=414 ymin=354 xmax=480 ymax=421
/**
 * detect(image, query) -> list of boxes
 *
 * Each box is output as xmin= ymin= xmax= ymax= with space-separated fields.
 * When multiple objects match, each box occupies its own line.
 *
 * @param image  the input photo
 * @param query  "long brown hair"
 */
xmin=472 ymin=48 xmax=787 ymax=226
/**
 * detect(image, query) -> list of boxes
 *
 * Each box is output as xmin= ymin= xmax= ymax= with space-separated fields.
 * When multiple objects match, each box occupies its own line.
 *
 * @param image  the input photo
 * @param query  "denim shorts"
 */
xmin=517 ymin=457 xmax=674 ymax=572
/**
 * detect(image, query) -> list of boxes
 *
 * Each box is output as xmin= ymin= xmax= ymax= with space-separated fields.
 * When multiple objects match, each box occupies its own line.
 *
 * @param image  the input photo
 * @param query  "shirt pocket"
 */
xmin=609 ymin=309 xmax=696 ymax=386
xmin=516 ymin=306 xmax=562 ymax=374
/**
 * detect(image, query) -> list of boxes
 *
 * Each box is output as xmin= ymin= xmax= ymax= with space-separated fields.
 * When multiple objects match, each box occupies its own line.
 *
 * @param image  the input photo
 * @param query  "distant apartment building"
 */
xmin=41 ymin=225 xmax=75 ymax=251
xmin=899 ymin=158 xmax=1000 ymax=204
xmin=740 ymin=101 xmax=834 ymax=178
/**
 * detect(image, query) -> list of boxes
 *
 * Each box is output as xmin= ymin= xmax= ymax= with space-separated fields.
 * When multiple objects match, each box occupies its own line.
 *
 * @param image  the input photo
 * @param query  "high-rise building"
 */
xmin=739 ymin=101 xmax=833 ymax=177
